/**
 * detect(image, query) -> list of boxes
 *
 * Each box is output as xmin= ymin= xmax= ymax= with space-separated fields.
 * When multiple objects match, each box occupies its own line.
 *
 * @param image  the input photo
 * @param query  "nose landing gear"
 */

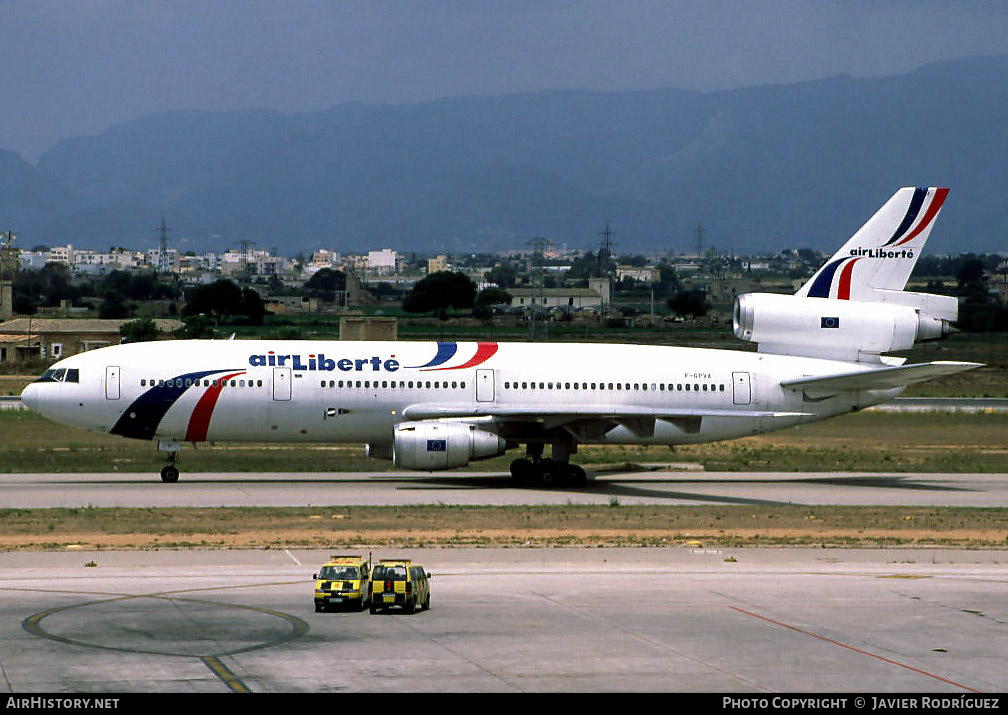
xmin=158 ymin=441 xmax=180 ymax=483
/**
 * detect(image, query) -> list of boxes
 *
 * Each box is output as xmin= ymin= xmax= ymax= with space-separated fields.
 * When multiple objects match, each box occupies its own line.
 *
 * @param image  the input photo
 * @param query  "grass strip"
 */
xmin=2 ymin=505 xmax=1006 ymax=551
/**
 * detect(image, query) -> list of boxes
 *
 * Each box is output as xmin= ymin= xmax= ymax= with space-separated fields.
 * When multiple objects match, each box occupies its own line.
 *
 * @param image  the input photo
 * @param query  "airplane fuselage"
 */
xmin=21 ymin=339 xmax=897 ymax=450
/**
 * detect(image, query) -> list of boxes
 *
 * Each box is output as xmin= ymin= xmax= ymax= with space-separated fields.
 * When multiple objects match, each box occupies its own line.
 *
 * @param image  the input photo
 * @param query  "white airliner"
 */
xmin=21 ymin=187 xmax=981 ymax=484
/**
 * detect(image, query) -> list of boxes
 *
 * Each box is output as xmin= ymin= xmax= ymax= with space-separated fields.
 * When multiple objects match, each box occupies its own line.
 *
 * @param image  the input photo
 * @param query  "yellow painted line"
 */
xmin=202 ymin=656 xmax=251 ymax=693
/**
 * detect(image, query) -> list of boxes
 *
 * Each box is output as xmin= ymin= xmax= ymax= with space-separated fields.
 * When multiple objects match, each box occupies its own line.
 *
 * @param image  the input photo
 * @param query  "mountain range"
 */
xmin=2 ymin=54 xmax=1007 ymax=257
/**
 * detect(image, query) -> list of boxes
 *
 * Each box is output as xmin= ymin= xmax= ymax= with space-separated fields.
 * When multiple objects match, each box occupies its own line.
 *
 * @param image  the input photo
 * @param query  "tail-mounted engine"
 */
xmin=372 ymin=420 xmax=506 ymax=471
xmin=733 ymin=292 xmax=958 ymax=362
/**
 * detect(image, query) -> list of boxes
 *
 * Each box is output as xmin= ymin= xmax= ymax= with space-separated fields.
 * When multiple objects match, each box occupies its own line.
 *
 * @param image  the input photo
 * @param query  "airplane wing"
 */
xmin=401 ymin=403 xmax=812 ymax=439
xmin=780 ymin=360 xmax=982 ymax=398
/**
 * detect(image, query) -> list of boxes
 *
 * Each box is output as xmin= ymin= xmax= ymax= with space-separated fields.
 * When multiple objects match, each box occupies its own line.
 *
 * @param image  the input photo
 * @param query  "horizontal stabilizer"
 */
xmin=780 ymin=361 xmax=982 ymax=397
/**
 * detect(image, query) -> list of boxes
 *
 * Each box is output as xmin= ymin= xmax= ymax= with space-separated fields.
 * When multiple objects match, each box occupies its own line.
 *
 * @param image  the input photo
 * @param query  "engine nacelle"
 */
xmin=733 ymin=292 xmax=955 ymax=361
xmin=392 ymin=421 xmax=507 ymax=471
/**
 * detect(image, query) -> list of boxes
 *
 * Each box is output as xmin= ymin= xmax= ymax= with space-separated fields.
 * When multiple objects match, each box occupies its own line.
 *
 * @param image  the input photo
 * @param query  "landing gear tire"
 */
xmin=509 ymin=458 xmax=534 ymax=484
xmin=538 ymin=459 xmax=561 ymax=486
xmin=160 ymin=465 xmax=180 ymax=483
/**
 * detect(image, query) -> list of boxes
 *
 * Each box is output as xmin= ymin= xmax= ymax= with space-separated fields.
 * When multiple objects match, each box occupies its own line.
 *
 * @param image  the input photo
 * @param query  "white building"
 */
xmin=367 ymin=249 xmax=397 ymax=274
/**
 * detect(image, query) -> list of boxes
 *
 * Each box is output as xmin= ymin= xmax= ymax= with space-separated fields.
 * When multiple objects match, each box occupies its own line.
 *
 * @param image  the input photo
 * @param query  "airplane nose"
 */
xmin=20 ymin=383 xmax=38 ymax=412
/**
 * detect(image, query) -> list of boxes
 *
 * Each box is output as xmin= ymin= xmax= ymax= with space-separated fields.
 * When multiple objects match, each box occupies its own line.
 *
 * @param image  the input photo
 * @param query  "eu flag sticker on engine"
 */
xmin=821 ymin=317 xmax=840 ymax=329
xmin=427 ymin=439 xmax=447 ymax=452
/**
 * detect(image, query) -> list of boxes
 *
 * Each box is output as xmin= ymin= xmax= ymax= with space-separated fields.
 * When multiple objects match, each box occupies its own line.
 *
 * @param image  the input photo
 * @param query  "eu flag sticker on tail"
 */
xmin=821 ymin=316 xmax=840 ymax=329
xmin=427 ymin=439 xmax=447 ymax=452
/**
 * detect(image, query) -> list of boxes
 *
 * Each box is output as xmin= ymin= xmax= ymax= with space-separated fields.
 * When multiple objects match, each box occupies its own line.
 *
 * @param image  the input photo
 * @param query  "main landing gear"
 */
xmin=508 ymin=457 xmax=588 ymax=486
xmin=158 ymin=441 xmax=180 ymax=483
xmin=509 ymin=457 xmax=588 ymax=486
xmin=508 ymin=439 xmax=588 ymax=486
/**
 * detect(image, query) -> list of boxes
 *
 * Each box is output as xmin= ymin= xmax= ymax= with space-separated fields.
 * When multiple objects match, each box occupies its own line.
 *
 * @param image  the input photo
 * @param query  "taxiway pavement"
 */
xmin=1 ymin=469 xmax=1007 ymax=508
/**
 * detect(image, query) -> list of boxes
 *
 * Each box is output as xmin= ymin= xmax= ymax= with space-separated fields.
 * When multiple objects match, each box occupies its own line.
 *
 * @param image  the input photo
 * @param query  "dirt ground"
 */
xmin=3 ymin=505 xmax=1006 ymax=551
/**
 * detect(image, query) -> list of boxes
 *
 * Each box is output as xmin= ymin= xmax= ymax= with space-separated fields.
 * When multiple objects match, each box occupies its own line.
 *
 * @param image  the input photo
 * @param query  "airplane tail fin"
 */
xmin=796 ymin=187 xmax=948 ymax=301
xmin=734 ymin=187 xmax=960 ymax=363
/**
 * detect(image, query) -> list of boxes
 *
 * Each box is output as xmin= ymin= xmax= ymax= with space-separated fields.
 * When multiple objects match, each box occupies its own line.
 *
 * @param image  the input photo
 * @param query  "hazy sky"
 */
xmin=2 ymin=0 xmax=1007 ymax=161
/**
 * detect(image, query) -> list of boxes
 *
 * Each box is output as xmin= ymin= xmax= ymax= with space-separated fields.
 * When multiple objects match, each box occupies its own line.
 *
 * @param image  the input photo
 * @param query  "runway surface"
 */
xmin=2 ymin=469 xmax=1008 ymax=507
xmin=2 ymin=470 xmax=1006 ymax=693
xmin=2 ymin=547 xmax=1006 ymax=693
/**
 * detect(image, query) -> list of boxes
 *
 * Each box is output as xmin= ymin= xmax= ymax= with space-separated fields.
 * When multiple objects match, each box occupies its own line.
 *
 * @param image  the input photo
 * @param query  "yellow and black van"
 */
xmin=313 ymin=555 xmax=371 ymax=612
xmin=369 ymin=559 xmax=431 ymax=614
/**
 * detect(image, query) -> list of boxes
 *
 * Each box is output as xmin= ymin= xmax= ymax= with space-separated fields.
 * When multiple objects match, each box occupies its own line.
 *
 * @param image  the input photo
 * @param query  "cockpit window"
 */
xmin=34 ymin=368 xmax=79 ymax=383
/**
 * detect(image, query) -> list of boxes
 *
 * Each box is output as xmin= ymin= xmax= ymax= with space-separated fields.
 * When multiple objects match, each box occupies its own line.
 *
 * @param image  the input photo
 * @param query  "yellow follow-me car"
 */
xmin=369 ymin=559 xmax=431 ymax=614
xmin=313 ymin=555 xmax=371 ymax=612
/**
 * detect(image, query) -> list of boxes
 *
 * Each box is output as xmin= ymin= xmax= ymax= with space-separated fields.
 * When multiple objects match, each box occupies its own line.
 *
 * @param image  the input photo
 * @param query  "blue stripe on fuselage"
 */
xmin=110 ymin=369 xmax=237 ymax=440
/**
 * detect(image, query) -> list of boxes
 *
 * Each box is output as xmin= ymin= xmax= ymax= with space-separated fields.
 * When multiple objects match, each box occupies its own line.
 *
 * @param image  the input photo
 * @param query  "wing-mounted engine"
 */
xmin=385 ymin=420 xmax=506 ymax=471
xmin=733 ymin=291 xmax=957 ymax=362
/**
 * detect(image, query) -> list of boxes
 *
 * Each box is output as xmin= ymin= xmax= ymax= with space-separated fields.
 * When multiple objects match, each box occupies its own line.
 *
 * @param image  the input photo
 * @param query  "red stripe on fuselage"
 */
xmin=428 ymin=342 xmax=498 ymax=370
xmin=185 ymin=371 xmax=246 ymax=442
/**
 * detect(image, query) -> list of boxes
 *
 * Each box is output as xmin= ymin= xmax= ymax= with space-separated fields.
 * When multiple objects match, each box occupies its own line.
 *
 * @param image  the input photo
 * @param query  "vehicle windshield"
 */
xmin=373 ymin=565 xmax=408 ymax=579
xmin=318 ymin=566 xmax=359 ymax=580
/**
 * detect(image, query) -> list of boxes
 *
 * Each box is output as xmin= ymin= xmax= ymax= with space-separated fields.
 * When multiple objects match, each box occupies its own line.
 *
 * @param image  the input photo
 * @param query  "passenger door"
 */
xmin=476 ymin=369 xmax=494 ymax=402
xmin=732 ymin=371 xmax=752 ymax=405
xmin=273 ymin=366 xmax=292 ymax=401
xmin=105 ymin=365 xmax=120 ymax=400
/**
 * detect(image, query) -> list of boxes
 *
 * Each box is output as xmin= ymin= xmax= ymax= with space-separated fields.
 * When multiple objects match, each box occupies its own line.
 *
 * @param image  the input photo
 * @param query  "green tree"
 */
xmin=304 ymin=267 xmax=346 ymax=302
xmin=175 ymin=314 xmax=218 ymax=339
xmin=473 ymin=287 xmax=512 ymax=318
xmin=485 ymin=265 xmax=518 ymax=290
xmin=667 ymin=290 xmax=710 ymax=318
xmin=183 ymin=279 xmax=265 ymax=324
xmin=119 ymin=316 xmax=161 ymax=343
xmin=98 ymin=291 xmax=131 ymax=319
xmin=403 ymin=271 xmax=476 ymax=319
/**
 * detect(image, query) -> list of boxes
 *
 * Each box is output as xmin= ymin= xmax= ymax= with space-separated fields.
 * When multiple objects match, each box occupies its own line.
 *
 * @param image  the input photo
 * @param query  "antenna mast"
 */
xmin=157 ymin=218 xmax=171 ymax=275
